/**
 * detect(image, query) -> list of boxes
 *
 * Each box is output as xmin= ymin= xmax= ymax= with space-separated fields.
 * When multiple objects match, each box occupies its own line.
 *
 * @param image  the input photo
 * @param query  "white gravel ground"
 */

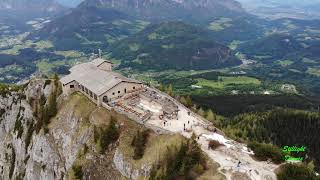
xmin=146 ymin=95 xmax=279 ymax=180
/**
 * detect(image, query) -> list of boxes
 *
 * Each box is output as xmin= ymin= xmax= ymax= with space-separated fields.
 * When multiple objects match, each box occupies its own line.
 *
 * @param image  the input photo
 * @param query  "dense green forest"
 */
xmin=219 ymin=108 xmax=320 ymax=171
xmin=191 ymin=95 xmax=320 ymax=116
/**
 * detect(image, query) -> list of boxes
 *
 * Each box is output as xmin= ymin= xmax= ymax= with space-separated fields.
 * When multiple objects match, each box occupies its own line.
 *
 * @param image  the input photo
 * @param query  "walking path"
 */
xmin=145 ymin=92 xmax=278 ymax=180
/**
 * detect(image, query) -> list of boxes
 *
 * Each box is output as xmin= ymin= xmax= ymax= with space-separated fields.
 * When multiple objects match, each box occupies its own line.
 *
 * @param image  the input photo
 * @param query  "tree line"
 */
xmin=222 ymin=108 xmax=320 ymax=171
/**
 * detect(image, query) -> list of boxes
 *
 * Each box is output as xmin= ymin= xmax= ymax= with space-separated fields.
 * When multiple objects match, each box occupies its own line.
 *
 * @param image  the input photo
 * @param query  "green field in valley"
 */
xmin=196 ymin=76 xmax=261 ymax=89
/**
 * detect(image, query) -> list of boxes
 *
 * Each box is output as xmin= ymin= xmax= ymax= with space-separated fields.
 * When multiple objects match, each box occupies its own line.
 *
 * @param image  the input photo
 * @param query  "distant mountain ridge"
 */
xmin=0 ymin=0 xmax=65 ymax=12
xmin=0 ymin=0 xmax=66 ymax=21
xmin=57 ymin=0 xmax=84 ymax=7
xmin=237 ymin=0 xmax=320 ymax=19
xmin=78 ymin=0 xmax=245 ymax=21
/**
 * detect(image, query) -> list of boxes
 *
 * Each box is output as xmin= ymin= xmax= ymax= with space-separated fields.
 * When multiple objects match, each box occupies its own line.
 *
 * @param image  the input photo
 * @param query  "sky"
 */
xmin=56 ymin=0 xmax=320 ymax=8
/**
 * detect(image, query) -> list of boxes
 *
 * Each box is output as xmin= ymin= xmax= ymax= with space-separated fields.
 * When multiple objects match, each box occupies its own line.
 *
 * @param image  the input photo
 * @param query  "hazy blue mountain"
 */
xmin=0 ymin=0 xmax=65 ymax=13
xmin=0 ymin=0 xmax=66 ymax=34
xmin=78 ymin=0 xmax=245 ymax=22
xmin=57 ymin=0 xmax=84 ymax=7
xmin=0 ymin=0 xmax=66 ymax=22
xmin=237 ymin=0 xmax=320 ymax=19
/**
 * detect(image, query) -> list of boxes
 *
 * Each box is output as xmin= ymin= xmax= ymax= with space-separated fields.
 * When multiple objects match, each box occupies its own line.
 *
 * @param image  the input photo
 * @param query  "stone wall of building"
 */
xmin=100 ymin=82 xmax=143 ymax=103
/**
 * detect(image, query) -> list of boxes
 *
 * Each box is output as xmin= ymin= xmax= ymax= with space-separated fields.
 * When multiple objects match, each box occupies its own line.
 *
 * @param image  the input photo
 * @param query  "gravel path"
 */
xmin=146 ymin=96 xmax=278 ymax=180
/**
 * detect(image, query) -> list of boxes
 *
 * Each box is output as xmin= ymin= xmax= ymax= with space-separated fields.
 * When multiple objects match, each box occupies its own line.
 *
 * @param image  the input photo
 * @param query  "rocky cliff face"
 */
xmin=0 ymin=79 xmax=75 ymax=180
xmin=113 ymin=149 xmax=151 ymax=180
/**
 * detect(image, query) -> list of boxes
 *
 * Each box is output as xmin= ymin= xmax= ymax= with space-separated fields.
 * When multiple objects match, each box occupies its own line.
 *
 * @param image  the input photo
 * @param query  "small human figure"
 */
xmin=188 ymin=120 xmax=190 ymax=124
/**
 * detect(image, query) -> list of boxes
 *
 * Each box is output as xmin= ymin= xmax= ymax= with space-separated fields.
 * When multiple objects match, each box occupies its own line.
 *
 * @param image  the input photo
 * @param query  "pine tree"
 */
xmin=180 ymin=96 xmax=187 ymax=106
xmin=47 ymin=91 xmax=57 ymax=118
xmin=99 ymin=118 xmax=120 ymax=153
xmin=307 ymin=161 xmax=315 ymax=171
xmin=185 ymin=96 xmax=193 ymax=108
xmin=53 ymin=73 xmax=62 ymax=96
xmin=167 ymin=84 xmax=173 ymax=97
xmin=159 ymin=83 xmax=165 ymax=92
xmin=197 ymin=108 xmax=205 ymax=117
xmin=35 ymin=103 xmax=44 ymax=133
xmin=206 ymin=109 xmax=215 ymax=122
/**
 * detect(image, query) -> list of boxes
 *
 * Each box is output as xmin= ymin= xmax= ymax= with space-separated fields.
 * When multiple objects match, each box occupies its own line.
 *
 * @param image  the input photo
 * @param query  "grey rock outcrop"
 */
xmin=0 ymin=80 xmax=90 ymax=180
xmin=113 ymin=149 xmax=151 ymax=180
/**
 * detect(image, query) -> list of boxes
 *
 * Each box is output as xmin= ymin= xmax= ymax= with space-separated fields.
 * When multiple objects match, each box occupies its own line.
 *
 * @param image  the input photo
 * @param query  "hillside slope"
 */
xmin=110 ymin=22 xmax=241 ymax=70
xmin=239 ymin=34 xmax=303 ymax=60
xmin=31 ymin=6 xmax=148 ymax=50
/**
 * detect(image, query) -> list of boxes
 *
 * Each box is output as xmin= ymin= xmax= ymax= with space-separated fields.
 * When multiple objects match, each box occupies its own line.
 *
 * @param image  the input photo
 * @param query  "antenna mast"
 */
xmin=98 ymin=49 xmax=102 ymax=58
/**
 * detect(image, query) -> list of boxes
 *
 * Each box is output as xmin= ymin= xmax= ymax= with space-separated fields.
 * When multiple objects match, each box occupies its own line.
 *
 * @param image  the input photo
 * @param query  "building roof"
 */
xmin=91 ymin=58 xmax=112 ymax=67
xmin=60 ymin=58 xmax=141 ymax=96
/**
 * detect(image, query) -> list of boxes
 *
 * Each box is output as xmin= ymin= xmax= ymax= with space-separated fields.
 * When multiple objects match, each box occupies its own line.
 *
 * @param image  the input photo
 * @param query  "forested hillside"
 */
xmin=220 ymin=108 xmax=320 ymax=170
xmin=110 ymin=22 xmax=240 ymax=70
xmin=239 ymin=34 xmax=303 ymax=60
xmin=31 ymin=6 xmax=148 ymax=50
